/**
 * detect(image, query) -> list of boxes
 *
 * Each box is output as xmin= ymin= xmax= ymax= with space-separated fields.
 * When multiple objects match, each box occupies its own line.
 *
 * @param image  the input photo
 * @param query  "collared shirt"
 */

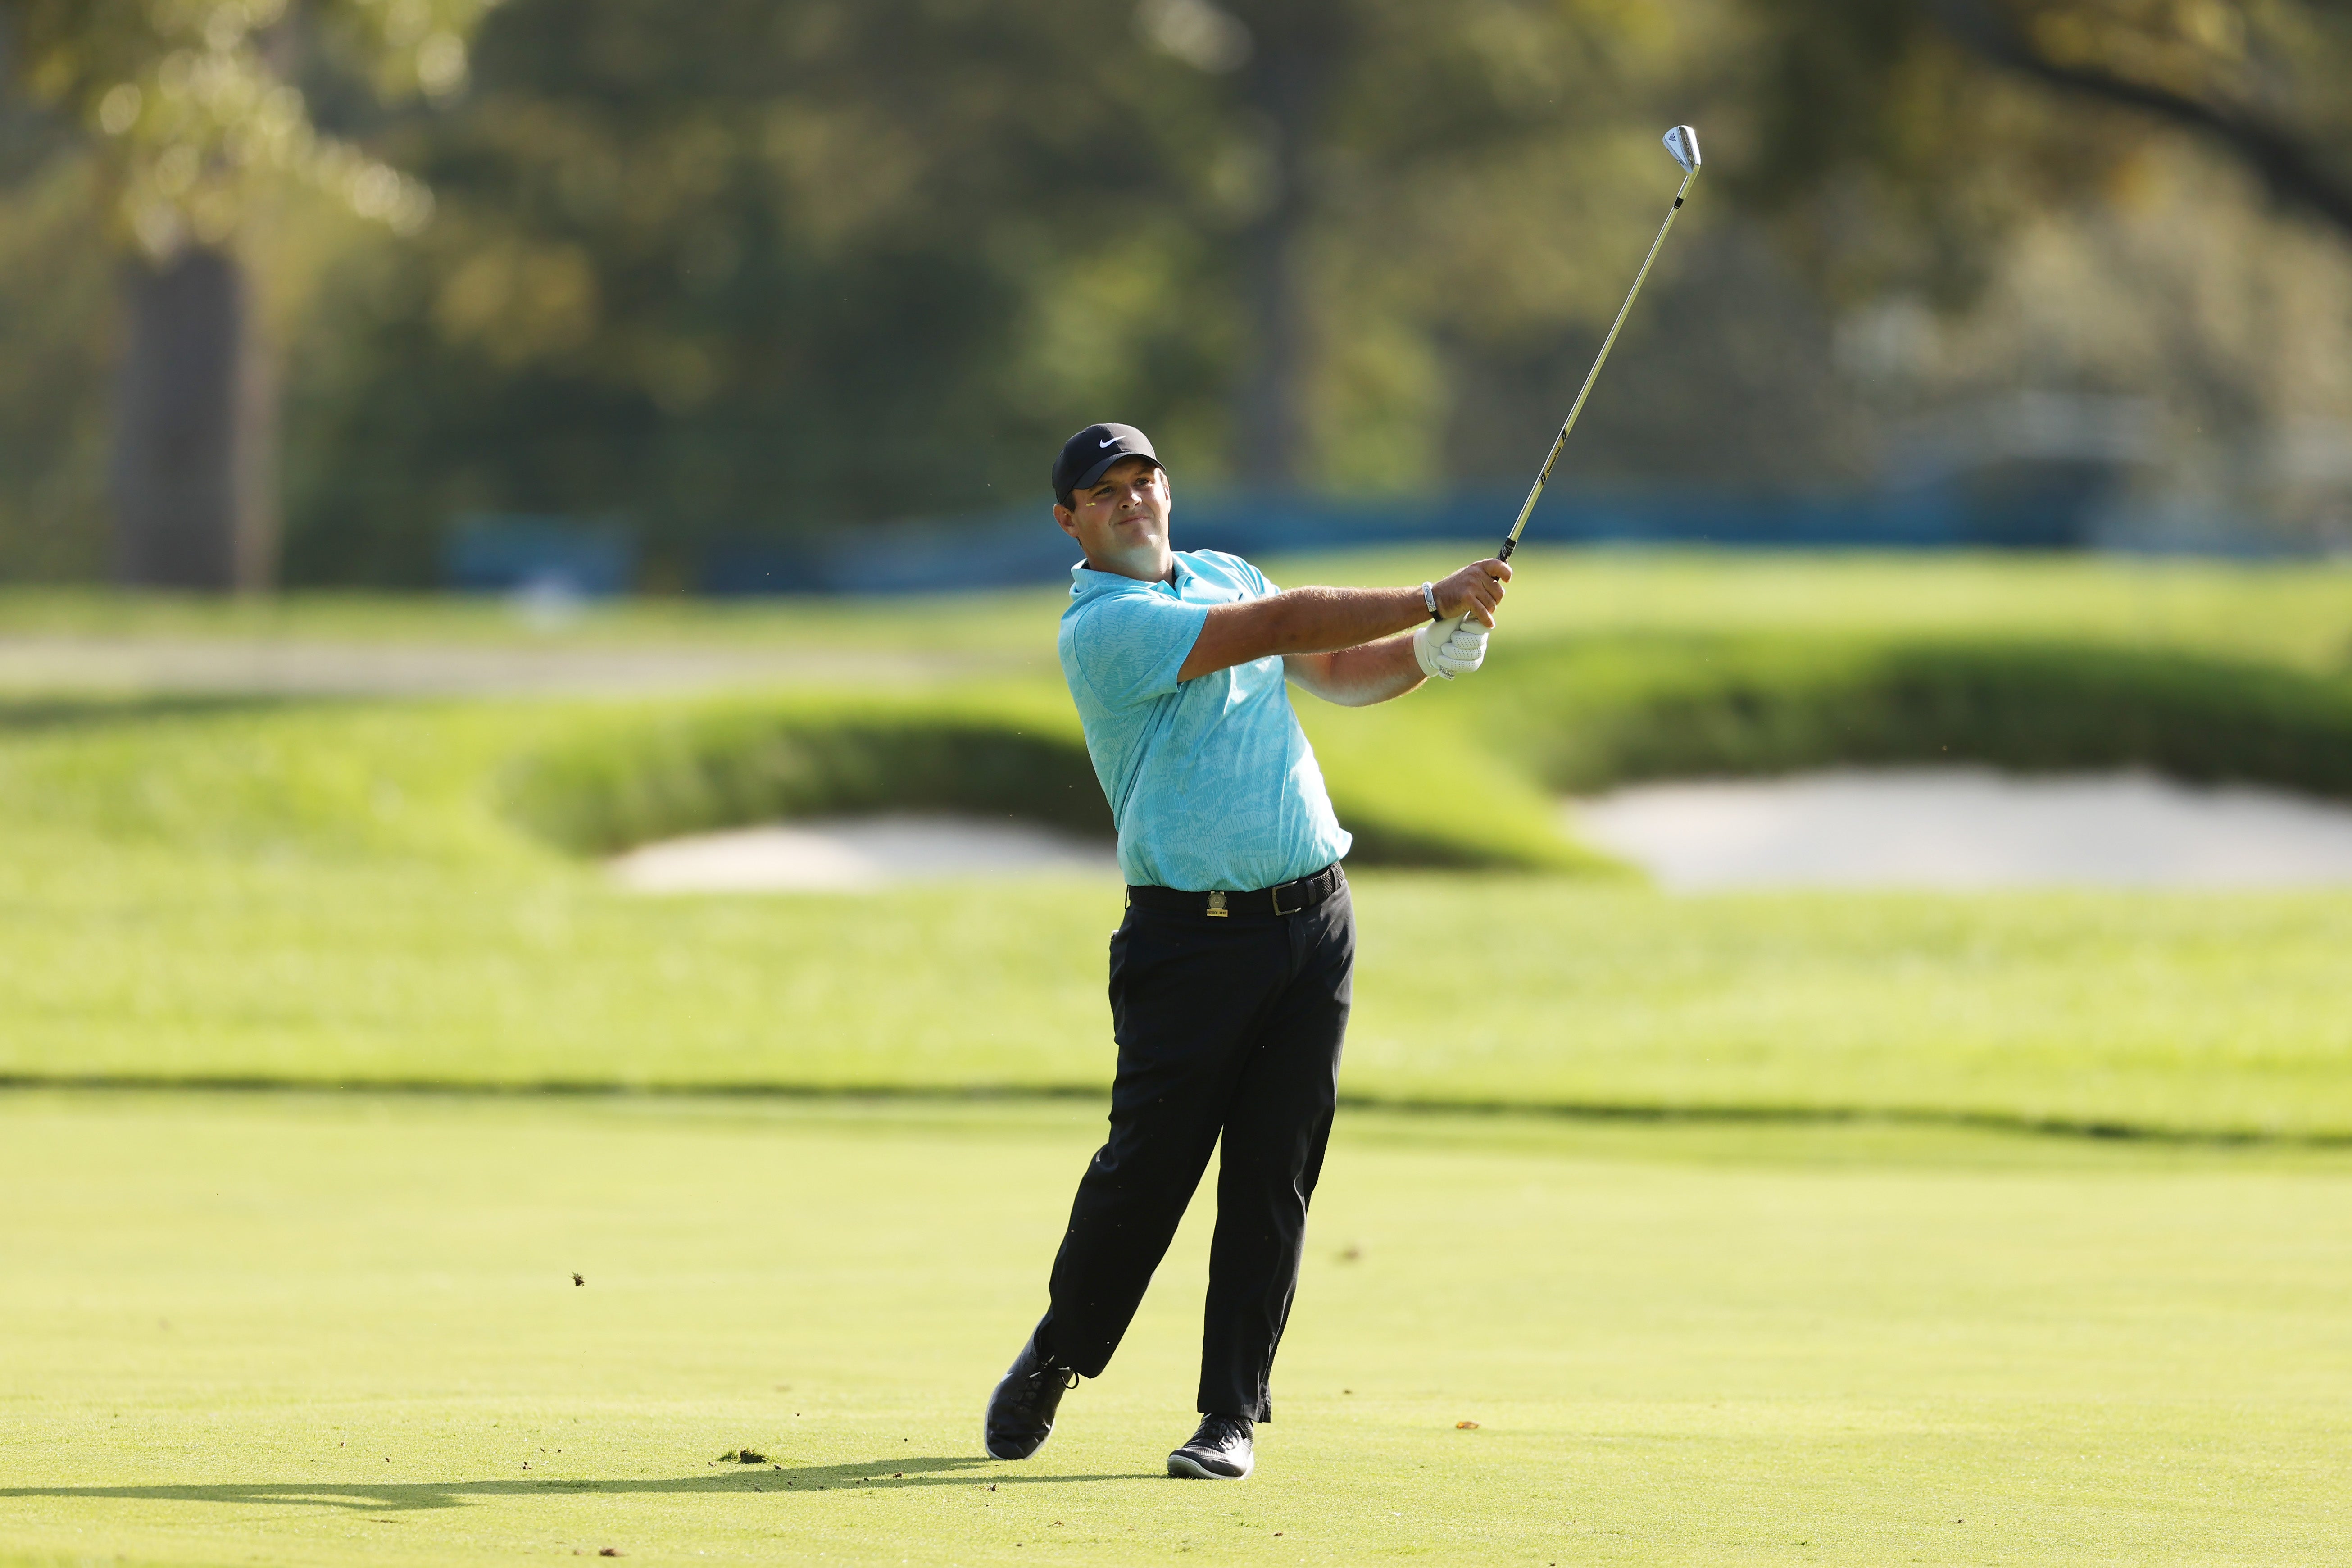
xmin=1058 ymin=549 xmax=1351 ymax=892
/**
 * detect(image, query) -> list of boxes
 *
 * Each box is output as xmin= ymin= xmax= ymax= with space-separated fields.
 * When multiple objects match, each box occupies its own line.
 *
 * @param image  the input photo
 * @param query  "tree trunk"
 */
xmin=110 ymin=245 xmax=278 ymax=591
xmin=1233 ymin=16 xmax=1333 ymax=489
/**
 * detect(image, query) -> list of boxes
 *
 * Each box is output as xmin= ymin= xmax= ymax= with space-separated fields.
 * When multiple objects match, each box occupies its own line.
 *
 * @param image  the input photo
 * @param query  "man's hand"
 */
xmin=1412 ymin=616 xmax=1489 ymax=682
xmin=1410 ymin=556 xmax=1506 ymax=682
xmin=1434 ymin=558 xmax=1511 ymax=627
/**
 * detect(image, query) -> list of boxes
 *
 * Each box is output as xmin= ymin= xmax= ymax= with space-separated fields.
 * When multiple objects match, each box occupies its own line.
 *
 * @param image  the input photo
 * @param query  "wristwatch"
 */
xmin=1421 ymin=582 xmax=1440 ymax=620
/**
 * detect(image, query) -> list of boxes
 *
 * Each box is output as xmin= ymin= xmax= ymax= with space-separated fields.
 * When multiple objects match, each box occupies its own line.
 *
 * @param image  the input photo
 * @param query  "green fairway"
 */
xmin=2 ymin=1093 xmax=2348 ymax=1567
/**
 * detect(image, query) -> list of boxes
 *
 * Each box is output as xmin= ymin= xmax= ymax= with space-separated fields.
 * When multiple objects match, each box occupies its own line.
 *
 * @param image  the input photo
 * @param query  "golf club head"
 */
xmin=1663 ymin=125 xmax=1702 ymax=174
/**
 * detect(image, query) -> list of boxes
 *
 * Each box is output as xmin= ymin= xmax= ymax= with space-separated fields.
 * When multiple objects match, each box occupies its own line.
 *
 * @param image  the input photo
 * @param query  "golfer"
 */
xmin=983 ymin=423 xmax=1507 ymax=1480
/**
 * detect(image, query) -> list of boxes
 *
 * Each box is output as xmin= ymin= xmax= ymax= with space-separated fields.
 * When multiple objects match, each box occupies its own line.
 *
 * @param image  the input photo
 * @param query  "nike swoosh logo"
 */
xmin=1098 ymin=437 xmax=1117 ymax=448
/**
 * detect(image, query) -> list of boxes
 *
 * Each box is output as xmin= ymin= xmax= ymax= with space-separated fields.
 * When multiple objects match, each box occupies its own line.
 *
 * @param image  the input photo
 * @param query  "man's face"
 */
xmin=1055 ymin=457 xmax=1173 ymax=581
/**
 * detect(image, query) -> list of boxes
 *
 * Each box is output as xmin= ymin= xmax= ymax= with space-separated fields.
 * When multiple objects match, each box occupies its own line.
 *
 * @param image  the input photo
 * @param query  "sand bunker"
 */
xmin=612 ymin=772 xmax=2352 ymax=893
xmin=1571 ymin=767 xmax=2352 ymax=891
xmin=609 ymin=813 xmax=1116 ymax=893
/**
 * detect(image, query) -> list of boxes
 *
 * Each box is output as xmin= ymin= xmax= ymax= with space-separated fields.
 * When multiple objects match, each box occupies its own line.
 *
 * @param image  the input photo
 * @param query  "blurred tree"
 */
xmin=1727 ymin=0 xmax=2352 ymax=544
xmin=283 ymin=0 xmax=1718 ymax=583
xmin=1732 ymin=0 xmax=2130 ymax=309
xmin=283 ymin=0 xmax=1245 ymax=584
xmin=0 ymin=68 xmax=114 ymax=579
xmin=1931 ymin=0 xmax=2352 ymax=234
xmin=1156 ymin=0 xmax=1705 ymax=487
xmin=10 ymin=0 xmax=2352 ymax=587
xmin=1737 ymin=0 xmax=2352 ymax=299
xmin=1 ymin=0 xmax=494 ymax=588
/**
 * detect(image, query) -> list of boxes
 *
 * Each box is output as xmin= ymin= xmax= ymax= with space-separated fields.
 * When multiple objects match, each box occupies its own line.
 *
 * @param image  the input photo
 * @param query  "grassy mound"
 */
xmin=497 ymin=684 xmax=1607 ymax=873
xmin=1484 ymin=635 xmax=2352 ymax=797
xmin=11 ymin=635 xmax=2344 ymax=879
xmin=498 ymin=689 xmax=1111 ymax=854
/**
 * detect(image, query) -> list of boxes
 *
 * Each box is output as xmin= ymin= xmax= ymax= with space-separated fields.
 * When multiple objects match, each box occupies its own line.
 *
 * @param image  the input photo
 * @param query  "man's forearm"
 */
xmin=1283 ymin=634 xmax=1425 ymax=707
xmin=1245 ymin=585 xmax=1427 ymax=656
xmin=1180 ymin=559 xmax=1507 ymax=683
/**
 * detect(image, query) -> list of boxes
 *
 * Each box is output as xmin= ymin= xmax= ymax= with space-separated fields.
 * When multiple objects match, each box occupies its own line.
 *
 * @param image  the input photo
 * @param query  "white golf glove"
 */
xmin=1412 ymin=614 xmax=1489 ymax=682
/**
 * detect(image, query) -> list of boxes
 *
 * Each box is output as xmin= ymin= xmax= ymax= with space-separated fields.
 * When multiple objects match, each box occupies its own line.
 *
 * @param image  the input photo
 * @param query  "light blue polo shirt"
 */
xmin=1058 ymin=549 xmax=1351 ymax=892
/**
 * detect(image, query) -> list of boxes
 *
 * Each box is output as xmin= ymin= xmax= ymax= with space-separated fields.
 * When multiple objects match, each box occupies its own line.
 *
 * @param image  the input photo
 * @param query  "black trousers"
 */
xmin=1037 ymin=875 xmax=1353 ymax=1423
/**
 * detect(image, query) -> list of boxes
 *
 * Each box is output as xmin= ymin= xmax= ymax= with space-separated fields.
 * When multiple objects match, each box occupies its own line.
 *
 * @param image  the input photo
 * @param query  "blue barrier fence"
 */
xmin=445 ymin=515 xmax=636 ymax=596
xmin=695 ymin=485 xmax=2043 ymax=596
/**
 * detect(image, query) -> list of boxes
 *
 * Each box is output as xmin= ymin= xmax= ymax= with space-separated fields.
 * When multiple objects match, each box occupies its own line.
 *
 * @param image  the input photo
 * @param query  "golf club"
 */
xmin=1496 ymin=124 xmax=1701 ymax=564
xmin=1426 ymin=127 xmax=1698 ymax=664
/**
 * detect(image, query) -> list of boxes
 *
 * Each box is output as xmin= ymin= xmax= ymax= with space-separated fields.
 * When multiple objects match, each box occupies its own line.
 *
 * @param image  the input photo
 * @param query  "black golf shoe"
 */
xmin=983 ymin=1327 xmax=1078 ymax=1460
xmin=1167 ymin=1413 xmax=1254 ymax=1479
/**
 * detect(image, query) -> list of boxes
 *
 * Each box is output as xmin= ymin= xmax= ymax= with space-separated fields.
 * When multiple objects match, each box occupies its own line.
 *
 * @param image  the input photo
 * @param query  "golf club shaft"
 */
xmin=1495 ymin=168 xmax=1697 ymax=562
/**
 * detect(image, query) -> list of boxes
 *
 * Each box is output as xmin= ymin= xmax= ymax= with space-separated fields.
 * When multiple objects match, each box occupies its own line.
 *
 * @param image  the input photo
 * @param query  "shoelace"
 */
xmin=1017 ymin=1363 xmax=1078 ymax=1409
xmin=1190 ymin=1415 xmax=1249 ymax=1450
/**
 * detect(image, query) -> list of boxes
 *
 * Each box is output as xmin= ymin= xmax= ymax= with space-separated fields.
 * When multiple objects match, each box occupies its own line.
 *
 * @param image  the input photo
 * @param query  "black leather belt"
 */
xmin=1125 ymin=863 xmax=1345 ymax=919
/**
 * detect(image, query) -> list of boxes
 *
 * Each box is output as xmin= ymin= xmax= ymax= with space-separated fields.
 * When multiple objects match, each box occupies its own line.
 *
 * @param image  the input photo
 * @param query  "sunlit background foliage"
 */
xmin=2 ymin=0 xmax=2350 ymax=586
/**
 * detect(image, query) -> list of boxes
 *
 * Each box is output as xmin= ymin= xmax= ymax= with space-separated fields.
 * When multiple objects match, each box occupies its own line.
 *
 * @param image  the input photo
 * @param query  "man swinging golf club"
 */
xmin=983 ymin=423 xmax=1507 ymax=1480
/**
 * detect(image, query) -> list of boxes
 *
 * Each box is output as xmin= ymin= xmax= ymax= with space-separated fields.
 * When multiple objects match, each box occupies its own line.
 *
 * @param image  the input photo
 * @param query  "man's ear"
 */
xmin=1053 ymin=504 xmax=1079 ymax=540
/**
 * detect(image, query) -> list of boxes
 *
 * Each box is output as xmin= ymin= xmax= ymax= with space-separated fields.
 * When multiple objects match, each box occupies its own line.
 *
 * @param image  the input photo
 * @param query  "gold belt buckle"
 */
xmin=1205 ymin=891 xmax=1228 ymax=918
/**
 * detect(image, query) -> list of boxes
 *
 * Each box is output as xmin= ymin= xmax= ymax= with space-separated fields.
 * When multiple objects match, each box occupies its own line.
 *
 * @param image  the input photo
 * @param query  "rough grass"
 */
xmin=2 ymin=1093 xmax=2347 ymax=1568
xmin=4 ymin=554 xmax=2351 ymax=1132
xmin=5 ymin=847 xmax=2347 ymax=1134
xmin=5 ymin=627 xmax=2352 ymax=1133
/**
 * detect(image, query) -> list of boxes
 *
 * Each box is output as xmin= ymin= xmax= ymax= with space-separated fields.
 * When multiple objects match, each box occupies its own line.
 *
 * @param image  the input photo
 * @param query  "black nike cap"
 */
xmin=1053 ymin=423 xmax=1161 ymax=505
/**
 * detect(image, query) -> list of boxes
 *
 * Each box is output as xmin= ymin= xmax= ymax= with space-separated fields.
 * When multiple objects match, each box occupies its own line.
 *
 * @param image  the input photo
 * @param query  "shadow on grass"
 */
xmin=0 ymin=1456 xmax=1148 ymax=1513
xmin=9 ymin=1073 xmax=2351 ymax=1146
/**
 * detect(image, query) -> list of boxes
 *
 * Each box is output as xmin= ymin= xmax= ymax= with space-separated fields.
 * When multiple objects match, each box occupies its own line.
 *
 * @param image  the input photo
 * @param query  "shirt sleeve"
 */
xmin=1203 ymin=550 xmax=1277 ymax=597
xmin=1067 ymin=589 xmax=1210 ymax=709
